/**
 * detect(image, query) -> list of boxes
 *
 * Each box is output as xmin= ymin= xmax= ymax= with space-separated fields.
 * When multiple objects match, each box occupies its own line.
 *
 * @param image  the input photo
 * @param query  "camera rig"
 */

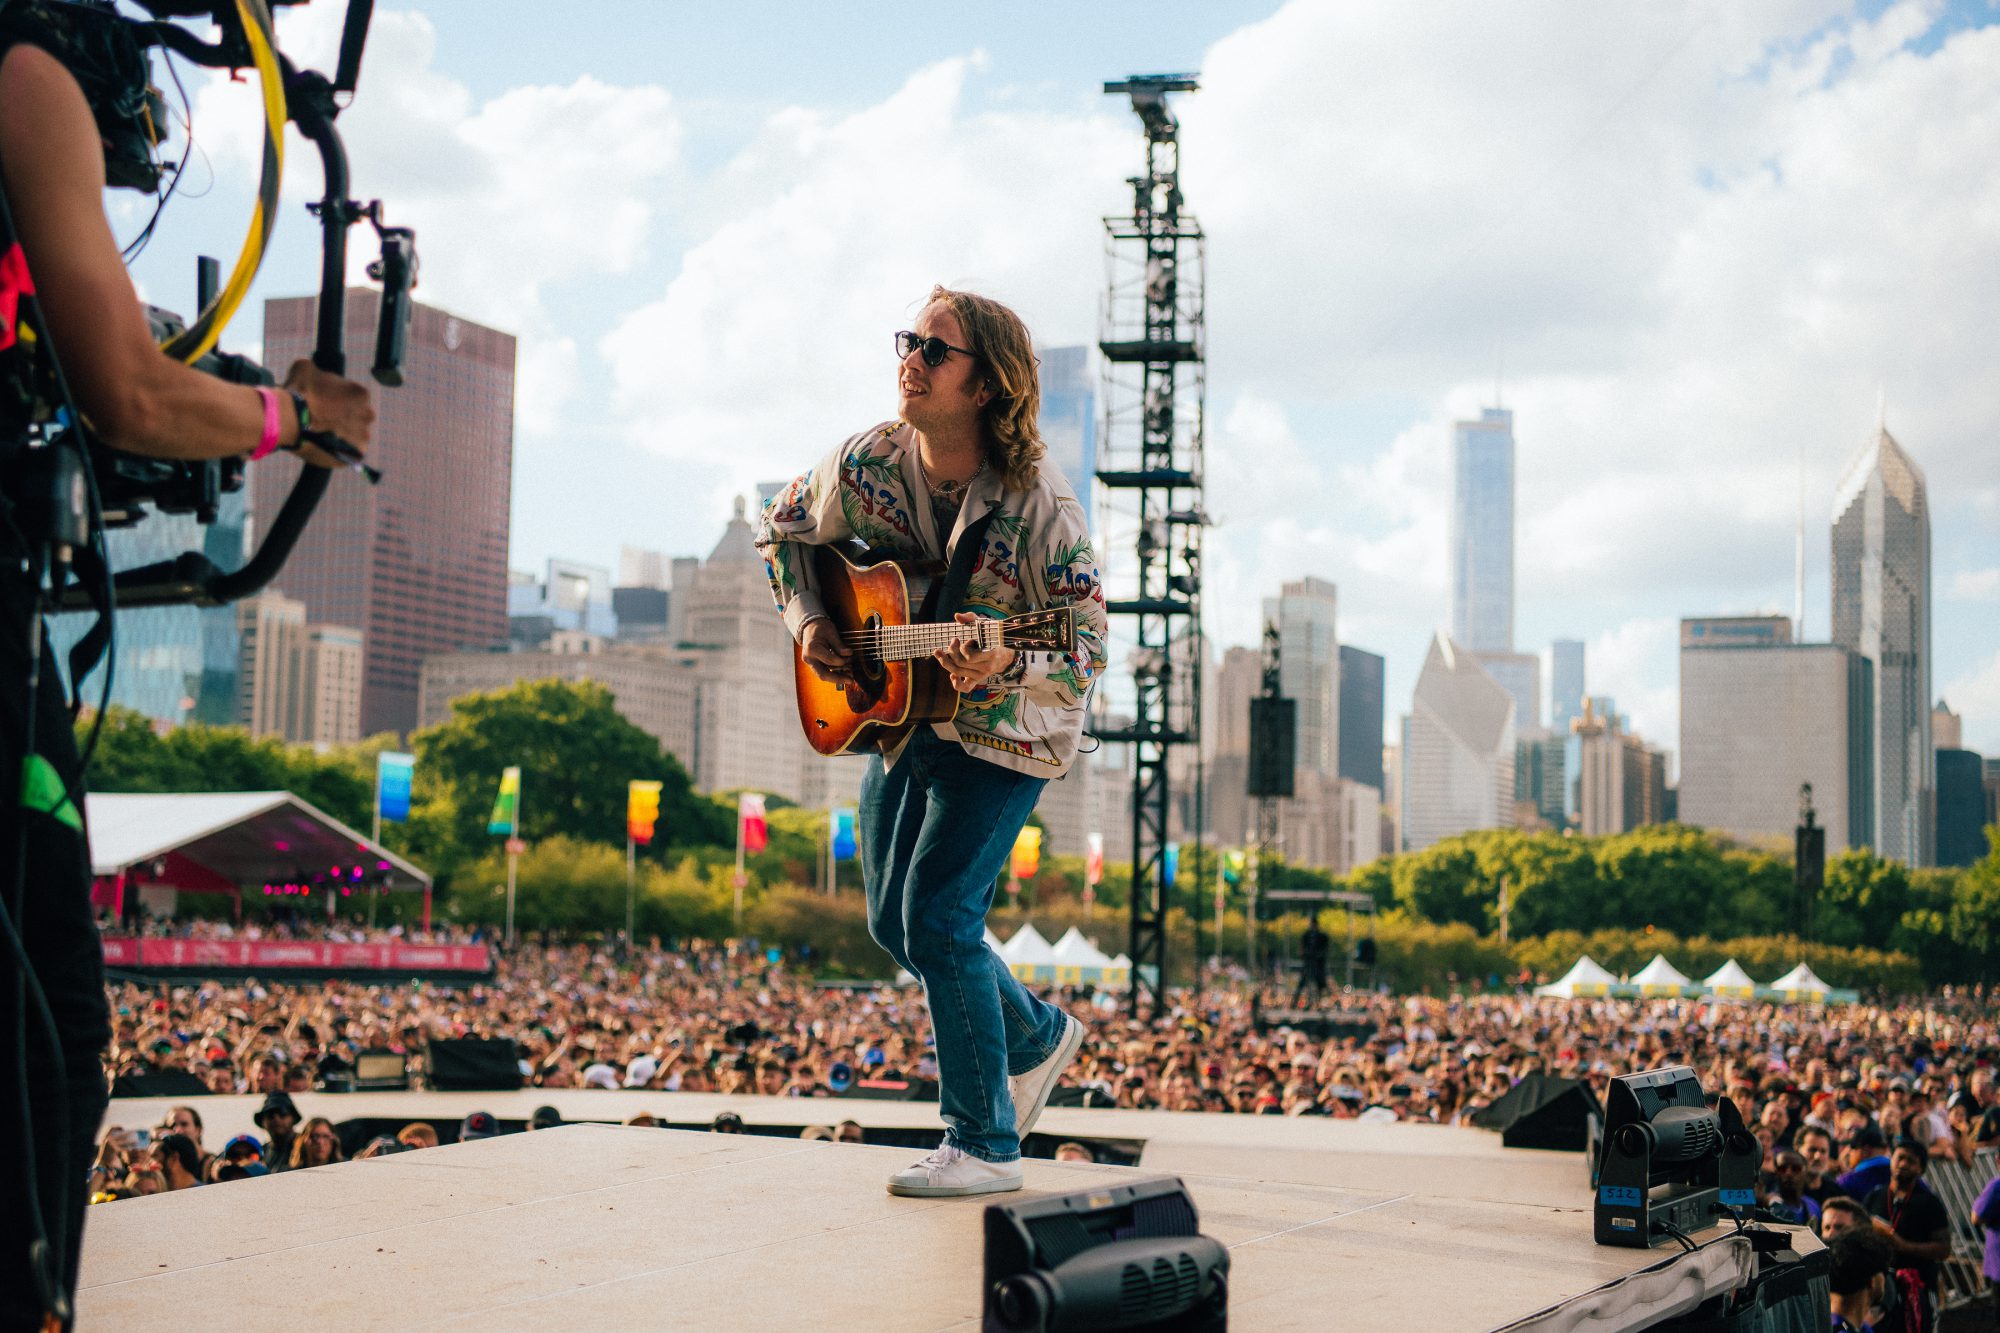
xmin=43 ymin=0 xmax=417 ymax=611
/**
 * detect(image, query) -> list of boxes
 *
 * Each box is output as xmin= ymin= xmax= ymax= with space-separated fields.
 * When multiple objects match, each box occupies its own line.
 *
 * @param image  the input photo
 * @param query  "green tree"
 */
xmin=412 ymin=679 xmax=724 ymax=873
xmin=1816 ymin=850 xmax=1913 ymax=949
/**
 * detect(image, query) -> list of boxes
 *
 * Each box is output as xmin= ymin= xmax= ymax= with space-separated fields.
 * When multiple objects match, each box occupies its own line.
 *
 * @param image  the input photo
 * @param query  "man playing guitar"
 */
xmin=755 ymin=286 xmax=1107 ymax=1197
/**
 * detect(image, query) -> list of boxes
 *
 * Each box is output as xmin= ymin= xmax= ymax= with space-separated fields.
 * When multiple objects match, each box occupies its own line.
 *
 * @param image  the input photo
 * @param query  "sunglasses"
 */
xmin=894 ymin=330 xmax=975 ymax=368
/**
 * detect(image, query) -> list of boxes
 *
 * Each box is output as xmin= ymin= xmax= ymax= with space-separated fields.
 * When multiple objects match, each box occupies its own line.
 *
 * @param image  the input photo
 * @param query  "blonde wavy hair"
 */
xmin=925 ymin=285 xmax=1045 ymax=491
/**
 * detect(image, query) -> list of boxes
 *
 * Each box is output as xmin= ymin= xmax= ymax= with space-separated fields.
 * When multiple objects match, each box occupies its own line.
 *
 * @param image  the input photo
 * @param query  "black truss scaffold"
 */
xmin=1094 ymin=74 xmax=1206 ymax=1019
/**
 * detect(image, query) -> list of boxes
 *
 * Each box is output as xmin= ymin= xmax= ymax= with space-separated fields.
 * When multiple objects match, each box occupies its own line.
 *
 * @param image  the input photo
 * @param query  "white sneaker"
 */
xmin=886 ymin=1143 xmax=1023 ymax=1198
xmin=1010 ymin=1012 xmax=1086 ymax=1143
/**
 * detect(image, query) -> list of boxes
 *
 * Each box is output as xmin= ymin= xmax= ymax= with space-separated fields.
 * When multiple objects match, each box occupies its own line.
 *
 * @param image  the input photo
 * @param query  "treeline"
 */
xmin=84 ymin=680 xmax=1999 ymax=989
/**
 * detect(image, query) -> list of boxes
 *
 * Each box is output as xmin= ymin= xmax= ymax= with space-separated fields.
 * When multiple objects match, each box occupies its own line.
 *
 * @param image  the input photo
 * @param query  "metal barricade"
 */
xmin=1926 ymin=1145 xmax=1996 ymax=1309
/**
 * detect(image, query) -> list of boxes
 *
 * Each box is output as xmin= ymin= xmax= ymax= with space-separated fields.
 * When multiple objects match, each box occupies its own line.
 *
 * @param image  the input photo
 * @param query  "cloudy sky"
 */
xmin=123 ymin=0 xmax=2000 ymax=757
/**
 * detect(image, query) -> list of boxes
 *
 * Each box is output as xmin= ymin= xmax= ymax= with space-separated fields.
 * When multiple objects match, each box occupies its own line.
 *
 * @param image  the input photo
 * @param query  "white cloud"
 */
xmin=1949 ymin=568 xmax=2000 ymax=602
xmin=602 ymin=56 xmax=1131 ymax=512
xmin=1944 ymin=650 xmax=2000 ymax=755
xmin=187 ymin=6 xmax=681 ymax=433
xmin=1586 ymin=615 xmax=1681 ymax=752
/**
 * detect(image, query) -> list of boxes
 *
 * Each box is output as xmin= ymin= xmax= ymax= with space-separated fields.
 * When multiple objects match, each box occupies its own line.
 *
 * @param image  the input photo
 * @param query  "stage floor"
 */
xmin=80 ymin=1106 xmax=1769 ymax=1332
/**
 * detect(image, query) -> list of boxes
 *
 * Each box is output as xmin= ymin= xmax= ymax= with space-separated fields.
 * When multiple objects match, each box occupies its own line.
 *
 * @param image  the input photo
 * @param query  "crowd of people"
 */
xmin=89 ymin=935 xmax=2000 ymax=1318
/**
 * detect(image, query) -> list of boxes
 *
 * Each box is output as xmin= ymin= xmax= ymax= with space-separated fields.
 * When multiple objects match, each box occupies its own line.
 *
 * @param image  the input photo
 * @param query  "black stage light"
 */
xmin=984 ymin=1177 xmax=1227 ymax=1332
xmin=1594 ymin=1065 xmax=1759 ymax=1248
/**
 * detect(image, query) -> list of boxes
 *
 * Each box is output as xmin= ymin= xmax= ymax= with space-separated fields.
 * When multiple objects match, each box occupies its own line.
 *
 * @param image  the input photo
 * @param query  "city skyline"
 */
xmin=117 ymin=1 xmax=2000 ymax=756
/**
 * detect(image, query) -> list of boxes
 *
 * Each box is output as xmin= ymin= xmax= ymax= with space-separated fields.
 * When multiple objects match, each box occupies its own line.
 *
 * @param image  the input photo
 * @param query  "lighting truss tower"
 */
xmin=1094 ymin=74 xmax=1206 ymax=1018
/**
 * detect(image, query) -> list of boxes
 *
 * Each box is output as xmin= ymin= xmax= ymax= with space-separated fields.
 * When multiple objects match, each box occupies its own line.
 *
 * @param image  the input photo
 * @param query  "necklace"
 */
xmin=928 ymin=462 xmax=983 ymax=505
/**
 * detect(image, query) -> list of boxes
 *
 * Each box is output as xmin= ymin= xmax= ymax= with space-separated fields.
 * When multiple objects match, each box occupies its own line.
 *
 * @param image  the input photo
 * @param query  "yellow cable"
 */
xmin=161 ymin=0 xmax=285 ymax=363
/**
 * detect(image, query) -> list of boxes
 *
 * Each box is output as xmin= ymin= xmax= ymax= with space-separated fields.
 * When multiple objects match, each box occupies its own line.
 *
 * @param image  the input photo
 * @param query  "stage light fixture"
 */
xmin=1594 ymin=1065 xmax=1759 ymax=1248
xmin=983 ymin=1177 xmax=1227 ymax=1332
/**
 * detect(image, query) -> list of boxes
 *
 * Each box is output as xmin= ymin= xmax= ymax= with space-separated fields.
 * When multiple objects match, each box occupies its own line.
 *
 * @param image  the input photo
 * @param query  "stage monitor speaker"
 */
xmin=1472 ymin=1074 xmax=1602 ymax=1152
xmin=984 ymin=1177 xmax=1228 ymax=1332
xmin=425 ymin=1037 xmax=520 ymax=1091
xmin=110 ymin=1069 xmax=211 ymax=1099
xmin=1246 ymin=697 xmax=1296 ymax=799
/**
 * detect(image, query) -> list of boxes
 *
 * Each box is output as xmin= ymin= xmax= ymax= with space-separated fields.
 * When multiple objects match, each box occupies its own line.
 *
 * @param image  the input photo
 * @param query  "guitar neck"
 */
xmin=855 ymin=621 xmax=999 ymax=663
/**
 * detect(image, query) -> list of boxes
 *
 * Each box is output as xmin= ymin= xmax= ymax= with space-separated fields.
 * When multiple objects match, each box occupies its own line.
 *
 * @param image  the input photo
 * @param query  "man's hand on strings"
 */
xmin=801 ymin=617 xmax=856 ymax=686
xmin=936 ymin=611 xmax=1015 ymax=693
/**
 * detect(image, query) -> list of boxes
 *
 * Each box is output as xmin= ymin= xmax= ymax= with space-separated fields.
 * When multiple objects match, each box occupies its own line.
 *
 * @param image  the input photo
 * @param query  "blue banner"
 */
xmin=831 ymin=808 xmax=857 ymax=861
xmin=377 ymin=752 xmax=415 ymax=825
xmin=1162 ymin=842 xmax=1180 ymax=888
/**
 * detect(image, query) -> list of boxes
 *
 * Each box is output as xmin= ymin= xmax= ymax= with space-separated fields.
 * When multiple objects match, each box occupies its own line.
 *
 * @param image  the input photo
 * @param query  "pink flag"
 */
xmin=738 ymin=793 xmax=768 ymax=854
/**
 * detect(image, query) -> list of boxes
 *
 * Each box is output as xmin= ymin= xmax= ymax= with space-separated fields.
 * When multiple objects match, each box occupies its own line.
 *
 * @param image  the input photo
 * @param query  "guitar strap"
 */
xmin=918 ymin=501 xmax=1000 ymax=624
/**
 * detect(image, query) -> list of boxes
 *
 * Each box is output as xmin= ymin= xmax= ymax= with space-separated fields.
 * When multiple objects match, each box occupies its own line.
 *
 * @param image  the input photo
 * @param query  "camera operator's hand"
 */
xmin=281 ymin=360 xmax=375 ymax=470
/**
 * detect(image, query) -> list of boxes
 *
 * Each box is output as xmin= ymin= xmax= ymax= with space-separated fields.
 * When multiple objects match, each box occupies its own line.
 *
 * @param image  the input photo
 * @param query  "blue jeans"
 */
xmin=860 ymin=727 xmax=1068 ymax=1162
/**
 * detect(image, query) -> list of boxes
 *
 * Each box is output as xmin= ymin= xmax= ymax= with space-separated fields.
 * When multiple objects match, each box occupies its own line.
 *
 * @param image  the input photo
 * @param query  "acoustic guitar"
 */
xmin=794 ymin=543 xmax=1077 ymax=755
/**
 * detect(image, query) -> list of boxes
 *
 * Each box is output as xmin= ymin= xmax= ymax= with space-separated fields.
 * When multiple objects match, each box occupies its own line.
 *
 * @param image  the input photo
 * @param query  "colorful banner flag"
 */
xmin=627 ymin=780 xmax=663 ymax=846
xmin=1085 ymin=832 xmax=1104 ymax=887
xmin=487 ymin=766 xmax=521 ymax=836
xmin=830 ymin=808 xmax=857 ymax=861
xmin=738 ymin=793 xmax=768 ymax=854
xmin=376 ymin=751 xmax=414 ymax=825
xmin=1011 ymin=825 xmax=1042 ymax=881
xmin=1162 ymin=841 xmax=1180 ymax=888
xmin=1222 ymin=848 xmax=1246 ymax=886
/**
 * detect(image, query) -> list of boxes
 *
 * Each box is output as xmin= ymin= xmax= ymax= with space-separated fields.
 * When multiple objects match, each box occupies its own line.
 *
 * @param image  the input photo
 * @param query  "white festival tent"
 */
xmin=1768 ymin=962 xmax=1833 ymax=998
xmin=1534 ymin=955 xmax=1619 ymax=998
xmin=1000 ymin=923 xmax=1060 ymax=983
xmin=1631 ymin=954 xmax=1698 ymax=997
xmin=1049 ymin=927 xmax=1118 ymax=985
xmin=1702 ymin=959 xmax=1759 ymax=1000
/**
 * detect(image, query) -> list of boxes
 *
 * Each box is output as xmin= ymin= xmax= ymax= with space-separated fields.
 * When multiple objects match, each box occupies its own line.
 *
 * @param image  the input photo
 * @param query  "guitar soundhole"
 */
xmin=857 ymin=613 xmax=886 ymax=684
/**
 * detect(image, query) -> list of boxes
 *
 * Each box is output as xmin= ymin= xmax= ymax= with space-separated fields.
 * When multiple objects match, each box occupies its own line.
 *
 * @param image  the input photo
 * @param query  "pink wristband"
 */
xmin=250 ymin=386 xmax=283 ymax=461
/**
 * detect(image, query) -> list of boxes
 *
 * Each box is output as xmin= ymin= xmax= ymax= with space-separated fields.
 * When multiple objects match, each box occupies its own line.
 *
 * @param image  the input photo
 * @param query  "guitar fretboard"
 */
xmin=842 ymin=622 xmax=998 ymax=662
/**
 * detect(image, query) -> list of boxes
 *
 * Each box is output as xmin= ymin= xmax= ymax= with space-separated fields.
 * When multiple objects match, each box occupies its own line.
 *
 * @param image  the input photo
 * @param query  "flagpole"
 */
xmin=505 ymin=845 xmax=517 ymax=949
xmin=734 ymin=811 xmax=745 ymax=935
xmin=626 ymin=834 xmax=636 ymax=942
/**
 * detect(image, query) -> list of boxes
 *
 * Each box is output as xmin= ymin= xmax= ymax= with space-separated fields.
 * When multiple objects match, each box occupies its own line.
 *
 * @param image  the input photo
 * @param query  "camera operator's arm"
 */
xmin=0 ymin=44 xmax=371 ymax=469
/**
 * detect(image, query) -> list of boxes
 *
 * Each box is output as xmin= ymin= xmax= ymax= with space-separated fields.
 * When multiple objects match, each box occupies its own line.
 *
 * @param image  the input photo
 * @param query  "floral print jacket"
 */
xmin=755 ymin=421 xmax=1109 ymax=780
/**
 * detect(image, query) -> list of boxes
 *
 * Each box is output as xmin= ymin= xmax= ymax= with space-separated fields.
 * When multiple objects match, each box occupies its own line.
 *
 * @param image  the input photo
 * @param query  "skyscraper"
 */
xmin=1401 ymin=633 xmax=1516 ymax=851
xmin=1679 ymin=630 xmax=1873 ymax=853
xmin=1037 ymin=345 xmax=1096 ymax=523
xmin=1477 ymin=651 xmax=1541 ymax=733
xmin=235 ymin=592 xmax=363 ymax=745
xmin=1336 ymin=645 xmax=1384 ymax=791
xmin=1550 ymin=639 xmax=1586 ymax=733
xmin=254 ymin=291 xmax=515 ymax=737
xmin=1262 ymin=577 xmax=1340 ymax=778
xmin=48 ymin=492 xmax=247 ymax=728
xmin=1450 ymin=407 xmax=1515 ymax=653
xmin=1936 ymin=748 xmax=1988 ymax=867
xmin=1831 ymin=425 xmax=1932 ymax=865
xmin=1572 ymin=700 xmax=1668 ymax=836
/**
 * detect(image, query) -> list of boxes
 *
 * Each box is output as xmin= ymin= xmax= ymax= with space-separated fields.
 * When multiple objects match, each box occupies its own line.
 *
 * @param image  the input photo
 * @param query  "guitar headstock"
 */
xmin=1000 ymin=605 xmax=1077 ymax=653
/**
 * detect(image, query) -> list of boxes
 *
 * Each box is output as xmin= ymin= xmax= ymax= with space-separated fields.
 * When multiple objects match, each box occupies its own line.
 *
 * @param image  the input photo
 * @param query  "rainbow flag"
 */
xmin=487 ymin=766 xmax=521 ymax=836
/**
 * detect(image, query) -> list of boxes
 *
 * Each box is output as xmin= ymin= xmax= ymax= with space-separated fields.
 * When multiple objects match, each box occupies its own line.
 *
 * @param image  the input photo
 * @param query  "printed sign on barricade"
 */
xmin=98 ymin=938 xmax=491 ymax=973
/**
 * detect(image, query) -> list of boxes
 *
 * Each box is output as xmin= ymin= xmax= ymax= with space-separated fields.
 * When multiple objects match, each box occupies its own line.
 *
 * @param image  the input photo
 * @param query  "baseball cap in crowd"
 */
xmin=711 ymin=1112 xmax=745 ymax=1134
xmin=529 ymin=1106 xmax=563 ymax=1131
xmin=459 ymin=1111 xmax=499 ymax=1141
xmin=223 ymin=1135 xmax=264 ymax=1162
xmin=863 ymin=1048 xmax=886 ymax=1068
xmin=581 ymin=1062 xmax=620 ymax=1090
xmin=252 ymin=1091 xmax=300 ymax=1129
xmin=827 ymin=1061 xmax=853 ymax=1094
xmin=623 ymin=1056 xmax=659 ymax=1088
